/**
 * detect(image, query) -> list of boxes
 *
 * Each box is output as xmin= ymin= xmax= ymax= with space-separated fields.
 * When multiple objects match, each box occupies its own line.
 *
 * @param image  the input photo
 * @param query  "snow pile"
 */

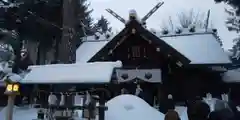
xmin=105 ymin=94 xmax=165 ymax=120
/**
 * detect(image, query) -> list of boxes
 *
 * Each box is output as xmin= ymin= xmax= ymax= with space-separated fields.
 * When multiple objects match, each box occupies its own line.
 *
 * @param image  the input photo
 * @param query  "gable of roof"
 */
xmin=88 ymin=20 xmax=190 ymax=64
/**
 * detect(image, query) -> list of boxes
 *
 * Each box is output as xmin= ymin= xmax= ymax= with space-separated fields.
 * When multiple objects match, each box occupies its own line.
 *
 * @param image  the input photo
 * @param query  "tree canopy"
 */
xmin=95 ymin=15 xmax=112 ymax=33
xmin=214 ymin=0 xmax=240 ymax=15
xmin=0 ymin=0 xmax=95 ymax=70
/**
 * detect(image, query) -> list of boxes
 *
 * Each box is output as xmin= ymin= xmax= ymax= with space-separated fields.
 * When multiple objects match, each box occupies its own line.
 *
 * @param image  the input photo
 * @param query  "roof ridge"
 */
xmin=159 ymin=32 xmax=214 ymax=38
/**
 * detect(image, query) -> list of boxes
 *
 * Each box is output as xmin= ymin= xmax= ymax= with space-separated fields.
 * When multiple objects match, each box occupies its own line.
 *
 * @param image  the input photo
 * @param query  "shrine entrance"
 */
xmin=110 ymin=69 xmax=162 ymax=106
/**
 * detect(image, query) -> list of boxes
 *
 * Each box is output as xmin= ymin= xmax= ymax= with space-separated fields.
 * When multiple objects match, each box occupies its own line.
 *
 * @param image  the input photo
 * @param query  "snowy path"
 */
xmin=0 ymin=95 xmax=190 ymax=120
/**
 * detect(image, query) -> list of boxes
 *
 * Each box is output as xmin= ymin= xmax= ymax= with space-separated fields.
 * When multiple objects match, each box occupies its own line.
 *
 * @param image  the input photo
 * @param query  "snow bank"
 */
xmin=105 ymin=94 xmax=165 ymax=120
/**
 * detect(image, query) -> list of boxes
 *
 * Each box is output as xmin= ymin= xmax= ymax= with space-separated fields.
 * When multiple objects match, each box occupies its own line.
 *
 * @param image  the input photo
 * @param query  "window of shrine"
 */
xmin=131 ymin=46 xmax=141 ymax=57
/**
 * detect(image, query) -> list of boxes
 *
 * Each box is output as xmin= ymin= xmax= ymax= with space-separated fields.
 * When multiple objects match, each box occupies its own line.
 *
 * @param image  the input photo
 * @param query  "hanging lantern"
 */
xmin=145 ymin=72 xmax=152 ymax=79
xmin=121 ymin=73 xmax=128 ymax=80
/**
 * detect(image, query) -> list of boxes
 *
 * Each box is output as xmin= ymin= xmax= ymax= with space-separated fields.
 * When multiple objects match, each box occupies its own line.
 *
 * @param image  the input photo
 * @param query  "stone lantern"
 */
xmin=4 ymin=76 xmax=21 ymax=120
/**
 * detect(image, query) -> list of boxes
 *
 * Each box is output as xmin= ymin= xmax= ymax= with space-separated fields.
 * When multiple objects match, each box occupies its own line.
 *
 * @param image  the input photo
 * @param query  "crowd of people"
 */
xmin=121 ymin=84 xmax=240 ymax=120
xmin=163 ymin=99 xmax=240 ymax=120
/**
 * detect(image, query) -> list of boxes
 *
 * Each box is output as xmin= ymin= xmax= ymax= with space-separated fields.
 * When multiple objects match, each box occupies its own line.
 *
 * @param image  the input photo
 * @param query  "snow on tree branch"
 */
xmin=161 ymin=9 xmax=207 ymax=31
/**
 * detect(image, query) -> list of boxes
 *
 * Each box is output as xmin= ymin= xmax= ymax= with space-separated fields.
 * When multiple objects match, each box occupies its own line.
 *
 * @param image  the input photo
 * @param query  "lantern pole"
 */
xmin=5 ymin=94 xmax=15 ymax=120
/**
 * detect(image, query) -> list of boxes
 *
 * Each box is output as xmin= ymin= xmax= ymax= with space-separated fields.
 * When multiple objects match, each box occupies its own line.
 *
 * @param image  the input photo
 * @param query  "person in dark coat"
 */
xmin=167 ymin=94 xmax=175 ymax=110
xmin=165 ymin=110 xmax=181 ymax=120
xmin=187 ymin=100 xmax=210 ymax=120
xmin=159 ymin=94 xmax=175 ymax=114
xmin=228 ymin=100 xmax=240 ymax=120
xmin=208 ymin=109 xmax=235 ymax=120
xmin=208 ymin=100 xmax=236 ymax=120
xmin=208 ymin=111 xmax=219 ymax=120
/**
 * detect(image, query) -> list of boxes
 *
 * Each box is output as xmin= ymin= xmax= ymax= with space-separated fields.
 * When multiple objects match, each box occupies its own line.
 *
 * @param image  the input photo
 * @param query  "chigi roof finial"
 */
xmin=105 ymin=1 xmax=164 ymax=27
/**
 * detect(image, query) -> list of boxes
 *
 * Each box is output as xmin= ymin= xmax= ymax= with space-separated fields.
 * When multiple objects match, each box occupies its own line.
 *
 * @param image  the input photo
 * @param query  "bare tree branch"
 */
xmin=162 ymin=9 xmax=206 ymax=31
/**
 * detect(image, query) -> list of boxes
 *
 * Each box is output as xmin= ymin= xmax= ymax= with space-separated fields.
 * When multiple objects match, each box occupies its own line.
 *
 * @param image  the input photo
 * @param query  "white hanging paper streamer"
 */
xmin=59 ymin=93 xmax=65 ymax=106
xmin=48 ymin=93 xmax=58 ymax=105
xmin=74 ymin=93 xmax=82 ymax=106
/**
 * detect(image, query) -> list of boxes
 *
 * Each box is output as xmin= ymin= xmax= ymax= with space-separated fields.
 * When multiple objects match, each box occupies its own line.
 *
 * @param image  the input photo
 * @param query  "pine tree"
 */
xmin=214 ymin=0 xmax=240 ymax=15
xmin=224 ymin=8 xmax=240 ymax=62
xmin=96 ymin=15 xmax=112 ymax=33
xmin=214 ymin=0 xmax=240 ymax=63
xmin=0 ymin=0 xmax=94 ymax=64
xmin=58 ymin=0 xmax=93 ymax=63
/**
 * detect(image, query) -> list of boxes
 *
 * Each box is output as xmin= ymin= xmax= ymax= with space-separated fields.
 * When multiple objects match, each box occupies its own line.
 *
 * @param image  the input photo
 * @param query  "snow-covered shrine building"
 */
xmin=76 ymin=19 xmax=232 ymax=104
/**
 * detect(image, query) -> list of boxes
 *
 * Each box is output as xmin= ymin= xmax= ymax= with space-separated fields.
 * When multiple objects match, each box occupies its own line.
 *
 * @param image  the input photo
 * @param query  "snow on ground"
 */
xmin=0 ymin=95 xmax=190 ymax=120
xmin=0 ymin=106 xmax=38 ymax=120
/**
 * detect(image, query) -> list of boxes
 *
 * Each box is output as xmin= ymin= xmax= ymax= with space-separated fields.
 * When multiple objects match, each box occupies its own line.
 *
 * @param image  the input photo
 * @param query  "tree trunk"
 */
xmin=58 ymin=0 xmax=77 ymax=63
xmin=36 ymin=43 xmax=41 ymax=65
xmin=54 ymin=38 xmax=59 ymax=61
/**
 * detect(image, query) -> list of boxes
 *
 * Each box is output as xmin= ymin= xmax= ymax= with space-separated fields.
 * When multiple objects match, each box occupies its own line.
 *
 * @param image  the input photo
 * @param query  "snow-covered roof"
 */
xmin=76 ymin=40 xmax=109 ymax=62
xmin=159 ymin=33 xmax=231 ymax=64
xmin=76 ymin=28 xmax=231 ymax=65
xmin=21 ymin=61 xmax=122 ymax=84
xmin=222 ymin=68 xmax=240 ymax=83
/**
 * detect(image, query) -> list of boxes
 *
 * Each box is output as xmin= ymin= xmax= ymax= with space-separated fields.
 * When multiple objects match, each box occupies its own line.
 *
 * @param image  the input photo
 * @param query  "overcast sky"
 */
xmin=89 ymin=0 xmax=238 ymax=50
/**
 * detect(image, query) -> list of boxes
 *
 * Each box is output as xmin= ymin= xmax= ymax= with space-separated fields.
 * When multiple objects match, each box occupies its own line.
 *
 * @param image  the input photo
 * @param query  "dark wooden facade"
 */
xmin=89 ymin=20 xmax=225 ymax=103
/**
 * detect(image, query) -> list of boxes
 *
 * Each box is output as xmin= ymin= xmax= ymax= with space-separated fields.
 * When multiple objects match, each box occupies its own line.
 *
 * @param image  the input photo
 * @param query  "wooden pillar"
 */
xmin=99 ymin=92 xmax=105 ymax=120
